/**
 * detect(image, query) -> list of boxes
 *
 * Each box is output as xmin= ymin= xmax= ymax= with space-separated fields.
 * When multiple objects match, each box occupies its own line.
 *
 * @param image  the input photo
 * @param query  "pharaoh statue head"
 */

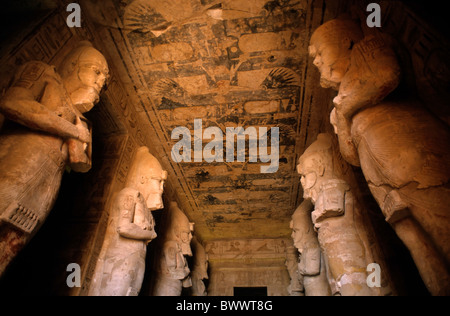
xmin=125 ymin=147 xmax=168 ymax=211
xmin=165 ymin=202 xmax=195 ymax=256
xmin=297 ymin=134 xmax=334 ymax=203
xmin=58 ymin=41 xmax=110 ymax=113
xmin=309 ymin=18 xmax=363 ymax=90
xmin=299 ymin=134 xmax=350 ymax=226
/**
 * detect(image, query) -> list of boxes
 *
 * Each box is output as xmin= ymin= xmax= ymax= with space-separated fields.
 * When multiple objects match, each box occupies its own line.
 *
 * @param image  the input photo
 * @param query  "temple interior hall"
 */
xmin=0 ymin=0 xmax=449 ymax=296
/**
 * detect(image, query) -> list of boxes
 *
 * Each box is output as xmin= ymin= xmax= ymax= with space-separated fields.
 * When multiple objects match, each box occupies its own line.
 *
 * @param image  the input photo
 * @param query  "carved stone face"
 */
xmin=290 ymin=200 xmax=314 ymax=253
xmin=290 ymin=219 xmax=305 ymax=252
xmin=73 ymin=60 xmax=108 ymax=109
xmin=140 ymin=171 xmax=168 ymax=211
xmin=297 ymin=134 xmax=334 ymax=203
xmin=309 ymin=19 xmax=363 ymax=90
xmin=60 ymin=44 xmax=109 ymax=113
xmin=297 ymin=155 xmax=323 ymax=203
xmin=309 ymin=40 xmax=349 ymax=90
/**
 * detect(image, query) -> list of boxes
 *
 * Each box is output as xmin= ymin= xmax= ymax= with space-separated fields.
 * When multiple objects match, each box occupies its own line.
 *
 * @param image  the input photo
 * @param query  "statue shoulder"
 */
xmin=353 ymin=35 xmax=389 ymax=57
xmin=12 ymin=61 xmax=60 ymax=89
xmin=118 ymin=187 xmax=140 ymax=196
xmin=337 ymin=34 xmax=401 ymax=115
xmin=163 ymin=240 xmax=179 ymax=249
xmin=352 ymin=103 xmax=450 ymax=188
xmin=163 ymin=240 xmax=181 ymax=256
xmin=351 ymin=34 xmax=401 ymax=81
xmin=115 ymin=187 xmax=141 ymax=209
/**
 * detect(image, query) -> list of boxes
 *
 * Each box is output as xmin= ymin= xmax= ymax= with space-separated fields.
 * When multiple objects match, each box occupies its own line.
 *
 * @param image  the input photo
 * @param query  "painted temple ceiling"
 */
xmin=78 ymin=0 xmax=339 ymax=242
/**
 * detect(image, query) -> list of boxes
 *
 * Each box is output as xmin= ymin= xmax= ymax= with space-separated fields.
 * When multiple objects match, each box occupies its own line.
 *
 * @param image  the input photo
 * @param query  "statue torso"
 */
xmin=351 ymin=101 xmax=450 ymax=189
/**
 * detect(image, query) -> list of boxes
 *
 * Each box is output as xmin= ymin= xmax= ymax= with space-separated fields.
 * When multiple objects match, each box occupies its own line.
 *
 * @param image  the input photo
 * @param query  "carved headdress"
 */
xmin=126 ymin=147 xmax=168 ymax=198
xmin=58 ymin=41 xmax=109 ymax=79
xmin=309 ymin=18 xmax=364 ymax=58
xmin=297 ymin=133 xmax=333 ymax=177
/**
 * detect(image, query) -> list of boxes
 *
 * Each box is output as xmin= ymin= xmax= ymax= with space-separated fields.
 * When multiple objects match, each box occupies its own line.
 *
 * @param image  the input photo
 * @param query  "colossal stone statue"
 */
xmin=152 ymin=201 xmax=194 ymax=296
xmin=290 ymin=200 xmax=331 ymax=296
xmin=190 ymin=237 xmax=209 ymax=296
xmin=92 ymin=147 xmax=167 ymax=296
xmin=310 ymin=17 xmax=450 ymax=295
xmin=298 ymin=133 xmax=373 ymax=296
xmin=0 ymin=42 xmax=109 ymax=276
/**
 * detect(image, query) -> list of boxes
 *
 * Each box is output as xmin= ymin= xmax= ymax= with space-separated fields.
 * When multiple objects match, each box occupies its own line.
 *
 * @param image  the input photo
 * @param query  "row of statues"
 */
xmin=0 ymin=40 xmax=208 ymax=296
xmin=291 ymin=16 xmax=450 ymax=296
xmin=88 ymin=149 xmax=209 ymax=297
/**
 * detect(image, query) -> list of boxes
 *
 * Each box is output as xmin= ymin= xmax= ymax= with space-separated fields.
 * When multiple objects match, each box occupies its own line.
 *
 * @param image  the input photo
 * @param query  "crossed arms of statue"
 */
xmin=116 ymin=189 xmax=157 ymax=243
xmin=164 ymin=241 xmax=191 ymax=283
xmin=0 ymin=61 xmax=90 ymax=143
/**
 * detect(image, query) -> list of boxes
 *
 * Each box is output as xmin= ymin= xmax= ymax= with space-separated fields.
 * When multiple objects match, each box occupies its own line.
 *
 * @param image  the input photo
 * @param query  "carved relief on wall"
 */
xmin=102 ymin=75 xmax=148 ymax=147
xmin=205 ymin=238 xmax=289 ymax=260
xmin=205 ymin=237 xmax=294 ymax=296
xmin=0 ymin=12 xmax=73 ymax=88
xmin=207 ymin=263 xmax=290 ymax=297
